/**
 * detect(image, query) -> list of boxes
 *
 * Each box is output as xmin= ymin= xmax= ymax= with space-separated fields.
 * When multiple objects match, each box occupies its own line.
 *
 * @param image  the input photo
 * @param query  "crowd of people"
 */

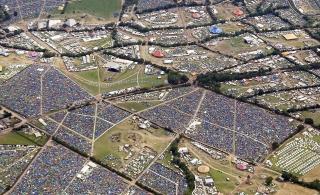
xmin=12 ymin=142 xmax=130 ymax=194
xmin=42 ymin=68 xmax=92 ymax=114
xmin=55 ymin=126 xmax=92 ymax=155
xmin=12 ymin=143 xmax=87 ymax=194
xmin=138 ymin=162 xmax=187 ymax=195
xmin=97 ymin=103 xmax=131 ymax=124
xmin=1 ymin=0 xmax=65 ymax=25
xmin=197 ymin=92 xmax=236 ymax=129
xmin=34 ymin=117 xmax=60 ymax=135
xmin=38 ymin=103 xmax=130 ymax=153
xmin=141 ymin=104 xmax=191 ymax=133
xmin=48 ymin=111 xmax=67 ymax=123
xmin=65 ymin=165 xmax=128 ymax=194
xmin=186 ymin=121 xmax=234 ymax=154
xmin=167 ymin=89 xmax=204 ymax=115
xmin=136 ymin=0 xmax=176 ymax=12
xmin=43 ymin=0 xmax=66 ymax=13
xmin=71 ymin=104 xmax=96 ymax=116
xmin=0 ymin=145 xmax=39 ymax=194
xmin=163 ymin=87 xmax=195 ymax=101
xmin=0 ymin=65 xmax=92 ymax=118
xmin=237 ymin=102 xmax=296 ymax=145
xmin=140 ymin=89 xmax=298 ymax=163
xmin=235 ymin=135 xmax=268 ymax=163
xmin=94 ymin=118 xmax=113 ymax=138
xmin=127 ymin=186 xmax=151 ymax=195
xmin=0 ymin=65 xmax=45 ymax=117
xmin=63 ymin=113 xmax=95 ymax=139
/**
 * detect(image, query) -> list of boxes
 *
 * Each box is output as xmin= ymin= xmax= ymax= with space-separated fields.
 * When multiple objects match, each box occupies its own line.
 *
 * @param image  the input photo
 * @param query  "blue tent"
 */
xmin=209 ymin=25 xmax=223 ymax=34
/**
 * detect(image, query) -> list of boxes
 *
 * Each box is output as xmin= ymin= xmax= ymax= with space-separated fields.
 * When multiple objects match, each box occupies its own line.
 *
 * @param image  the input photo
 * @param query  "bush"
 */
xmin=168 ymin=71 xmax=189 ymax=85
xmin=272 ymin=142 xmax=279 ymax=150
xmin=305 ymin=118 xmax=314 ymax=125
xmin=265 ymin=176 xmax=273 ymax=186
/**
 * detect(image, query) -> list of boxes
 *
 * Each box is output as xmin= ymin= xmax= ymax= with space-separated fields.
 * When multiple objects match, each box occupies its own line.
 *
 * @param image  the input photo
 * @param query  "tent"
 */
xmin=152 ymin=50 xmax=165 ymax=58
xmin=209 ymin=25 xmax=223 ymax=34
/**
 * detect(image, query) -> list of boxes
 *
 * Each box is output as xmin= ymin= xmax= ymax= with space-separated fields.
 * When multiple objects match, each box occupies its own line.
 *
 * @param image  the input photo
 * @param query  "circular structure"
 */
xmin=197 ymin=165 xmax=210 ymax=173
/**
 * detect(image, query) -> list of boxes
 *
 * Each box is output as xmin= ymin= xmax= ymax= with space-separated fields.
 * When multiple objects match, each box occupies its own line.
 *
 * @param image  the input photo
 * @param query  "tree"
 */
xmin=296 ymin=124 xmax=305 ymax=131
xmin=305 ymin=118 xmax=314 ymax=125
xmin=272 ymin=142 xmax=279 ymax=150
xmin=265 ymin=176 xmax=273 ymax=186
xmin=168 ymin=71 xmax=189 ymax=85
xmin=42 ymin=50 xmax=56 ymax=58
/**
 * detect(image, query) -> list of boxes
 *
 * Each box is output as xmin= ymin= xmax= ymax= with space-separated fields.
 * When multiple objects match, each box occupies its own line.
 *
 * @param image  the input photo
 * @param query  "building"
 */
xmin=178 ymin=147 xmax=188 ymax=154
xmin=0 ymin=65 xmax=3 ymax=72
xmin=204 ymin=177 xmax=214 ymax=186
xmin=37 ymin=21 xmax=47 ymax=29
xmin=48 ymin=20 xmax=62 ymax=28
xmin=65 ymin=19 xmax=77 ymax=27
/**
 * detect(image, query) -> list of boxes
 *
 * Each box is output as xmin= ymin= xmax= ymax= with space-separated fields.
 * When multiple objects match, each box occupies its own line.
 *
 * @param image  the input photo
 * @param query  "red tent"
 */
xmin=236 ymin=163 xmax=247 ymax=170
xmin=192 ymin=12 xmax=201 ymax=19
xmin=233 ymin=8 xmax=244 ymax=16
xmin=152 ymin=50 xmax=165 ymax=58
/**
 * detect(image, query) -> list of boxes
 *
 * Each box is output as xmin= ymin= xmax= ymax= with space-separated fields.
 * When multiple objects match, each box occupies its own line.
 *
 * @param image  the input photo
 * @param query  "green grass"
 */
xmin=0 ymin=132 xmax=38 ymax=145
xmin=70 ymin=74 xmax=101 ymax=95
xmin=75 ymin=69 xmax=99 ymax=82
xmin=64 ymin=0 xmax=122 ymax=19
xmin=209 ymin=170 xmax=237 ymax=194
xmin=83 ymin=37 xmax=113 ymax=48
xmin=93 ymin=119 xmax=173 ymax=170
xmin=299 ymin=110 xmax=320 ymax=126
xmin=69 ymin=65 xmax=168 ymax=95
xmin=117 ymin=101 xmax=162 ymax=112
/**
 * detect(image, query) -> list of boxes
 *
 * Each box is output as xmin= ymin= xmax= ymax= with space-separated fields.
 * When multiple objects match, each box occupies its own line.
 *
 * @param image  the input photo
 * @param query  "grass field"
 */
xmin=117 ymin=101 xmax=162 ymax=112
xmin=64 ymin=0 xmax=121 ymax=19
xmin=302 ymin=164 xmax=320 ymax=182
xmin=93 ymin=118 xmax=174 ymax=170
xmin=0 ymin=131 xmax=38 ymax=145
xmin=67 ymin=64 xmax=168 ymax=96
xmin=276 ymin=182 xmax=319 ymax=195
xmin=74 ymin=69 xmax=100 ymax=82
xmin=299 ymin=110 xmax=320 ymax=126
xmin=208 ymin=35 xmax=273 ymax=60
xmin=209 ymin=169 xmax=238 ymax=194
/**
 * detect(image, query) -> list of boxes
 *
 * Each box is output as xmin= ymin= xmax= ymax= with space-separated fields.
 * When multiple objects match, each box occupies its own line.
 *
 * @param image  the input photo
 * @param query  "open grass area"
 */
xmin=74 ymin=69 xmax=100 ymax=82
xmin=0 ymin=131 xmax=38 ymax=145
xmin=64 ymin=0 xmax=121 ymax=19
xmin=117 ymin=101 xmax=162 ymax=112
xmin=81 ymin=37 xmax=113 ymax=48
xmin=208 ymin=35 xmax=273 ymax=60
xmin=276 ymin=182 xmax=319 ymax=195
xmin=0 ymin=55 xmax=33 ymax=65
xmin=68 ymin=73 xmax=101 ymax=95
xmin=299 ymin=110 xmax=320 ymax=126
xmin=68 ymin=64 xmax=168 ymax=95
xmin=93 ymin=118 xmax=174 ymax=170
xmin=209 ymin=169 xmax=238 ymax=193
